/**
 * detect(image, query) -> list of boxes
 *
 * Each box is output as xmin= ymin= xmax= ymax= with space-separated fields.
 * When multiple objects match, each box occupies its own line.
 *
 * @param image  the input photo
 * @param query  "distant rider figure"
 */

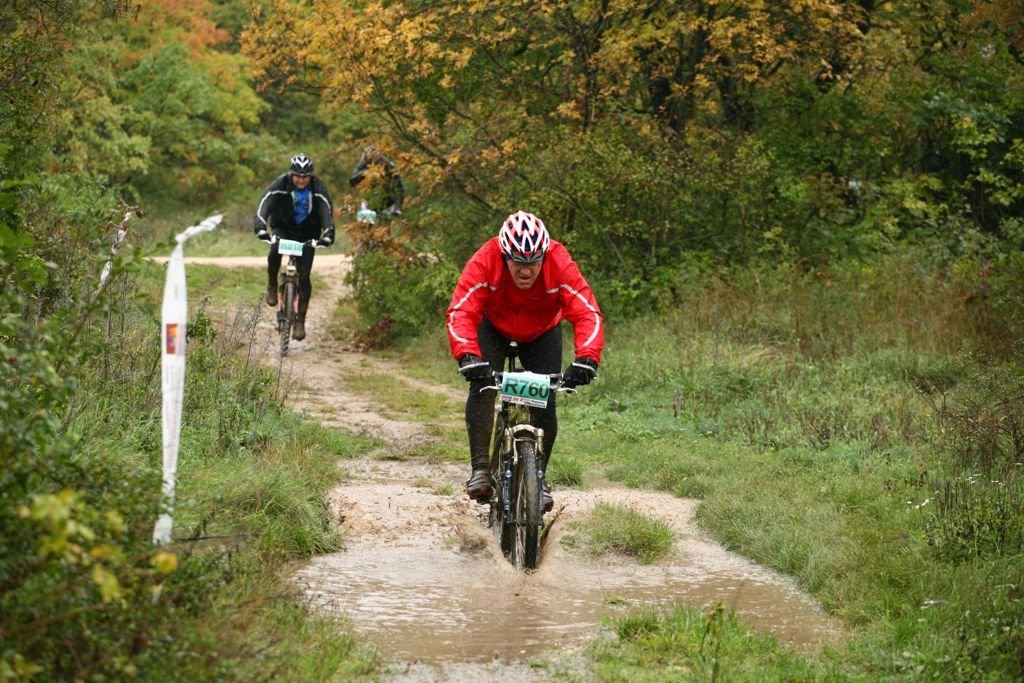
xmin=446 ymin=211 xmax=604 ymax=511
xmin=356 ymin=200 xmax=377 ymax=224
xmin=253 ymin=153 xmax=335 ymax=341
xmin=349 ymin=146 xmax=404 ymax=217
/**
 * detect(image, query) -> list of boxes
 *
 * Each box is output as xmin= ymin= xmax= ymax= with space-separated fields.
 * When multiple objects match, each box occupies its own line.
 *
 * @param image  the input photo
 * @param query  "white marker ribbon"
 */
xmin=97 ymin=216 xmax=130 ymax=290
xmin=152 ymin=214 xmax=222 ymax=545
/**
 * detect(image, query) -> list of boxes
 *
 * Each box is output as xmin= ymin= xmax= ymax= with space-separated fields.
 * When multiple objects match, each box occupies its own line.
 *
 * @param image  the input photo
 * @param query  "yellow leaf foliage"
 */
xmin=152 ymin=550 xmax=180 ymax=575
xmin=245 ymin=0 xmax=860 ymax=195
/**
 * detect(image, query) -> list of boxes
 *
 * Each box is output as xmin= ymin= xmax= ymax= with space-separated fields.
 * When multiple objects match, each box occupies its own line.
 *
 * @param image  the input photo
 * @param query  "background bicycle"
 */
xmin=261 ymin=236 xmax=321 ymax=356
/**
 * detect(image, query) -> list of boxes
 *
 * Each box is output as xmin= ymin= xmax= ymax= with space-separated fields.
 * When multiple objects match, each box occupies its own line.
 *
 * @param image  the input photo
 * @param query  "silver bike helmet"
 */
xmin=497 ymin=211 xmax=550 ymax=263
xmin=290 ymin=153 xmax=314 ymax=175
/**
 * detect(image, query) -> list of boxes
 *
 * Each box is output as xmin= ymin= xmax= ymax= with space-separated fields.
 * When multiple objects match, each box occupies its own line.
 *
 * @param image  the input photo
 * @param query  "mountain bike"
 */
xmin=483 ymin=342 xmax=569 ymax=570
xmin=263 ymin=236 xmax=320 ymax=357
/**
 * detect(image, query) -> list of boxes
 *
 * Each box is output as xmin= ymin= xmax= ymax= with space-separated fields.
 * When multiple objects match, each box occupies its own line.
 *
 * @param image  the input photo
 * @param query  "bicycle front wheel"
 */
xmin=279 ymin=281 xmax=295 ymax=356
xmin=510 ymin=439 xmax=542 ymax=570
xmin=488 ymin=417 xmax=513 ymax=556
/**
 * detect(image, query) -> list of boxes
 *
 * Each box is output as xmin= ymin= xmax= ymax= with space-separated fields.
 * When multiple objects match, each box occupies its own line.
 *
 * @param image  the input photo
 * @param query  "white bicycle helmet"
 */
xmin=498 ymin=211 xmax=550 ymax=263
xmin=290 ymin=153 xmax=314 ymax=175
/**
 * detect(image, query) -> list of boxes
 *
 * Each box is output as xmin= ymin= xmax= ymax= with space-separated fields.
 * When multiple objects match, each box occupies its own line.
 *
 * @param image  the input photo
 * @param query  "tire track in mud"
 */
xmin=193 ymin=255 xmax=845 ymax=682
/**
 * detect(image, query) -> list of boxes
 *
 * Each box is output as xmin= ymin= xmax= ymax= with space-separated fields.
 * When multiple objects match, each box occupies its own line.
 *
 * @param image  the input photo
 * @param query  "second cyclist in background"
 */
xmin=349 ymin=146 xmax=404 ymax=217
xmin=446 ymin=210 xmax=604 ymax=512
xmin=253 ymin=153 xmax=336 ymax=341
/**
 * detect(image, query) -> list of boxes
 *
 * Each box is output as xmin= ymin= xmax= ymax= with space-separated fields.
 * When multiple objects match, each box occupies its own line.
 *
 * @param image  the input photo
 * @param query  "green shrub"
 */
xmin=563 ymin=502 xmax=674 ymax=565
xmin=547 ymin=455 xmax=584 ymax=488
xmin=933 ymin=363 xmax=1024 ymax=476
xmin=925 ymin=474 xmax=1024 ymax=561
xmin=346 ymin=248 xmax=459 ymax=347
xmin=1 ymin=214 xmax=370 ymax=679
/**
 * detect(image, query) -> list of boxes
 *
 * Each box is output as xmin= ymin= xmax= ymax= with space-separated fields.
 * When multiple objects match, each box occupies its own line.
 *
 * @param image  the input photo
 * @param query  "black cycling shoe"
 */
xmin=466 ymin=469 xmax=493 ymax=504
xmin=542 ymin=481 xmax=553 ymax=513
xmin=265 ymin=285 xmax=277 ymax=307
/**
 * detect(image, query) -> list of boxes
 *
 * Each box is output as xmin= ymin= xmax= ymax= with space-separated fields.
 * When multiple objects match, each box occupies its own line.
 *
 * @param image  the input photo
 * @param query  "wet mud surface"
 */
xmin=295 ymin=459 xmax=842 ymax=681
xmin=193 ymin=254 xmax=844 ymax=681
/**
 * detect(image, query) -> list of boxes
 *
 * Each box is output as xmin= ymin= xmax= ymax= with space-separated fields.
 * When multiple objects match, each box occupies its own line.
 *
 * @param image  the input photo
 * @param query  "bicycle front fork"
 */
xmin=500 ymin=426 xmax=547 ymax=520
xmin=278 ymin=263 xmax=300 ymax=314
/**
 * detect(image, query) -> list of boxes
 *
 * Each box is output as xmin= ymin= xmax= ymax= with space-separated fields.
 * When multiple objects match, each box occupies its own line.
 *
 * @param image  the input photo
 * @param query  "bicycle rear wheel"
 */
xmin=510 ymin=439 xmax=541 ymax=570
xmin=279 ymin=280 xmax=295 ymax=356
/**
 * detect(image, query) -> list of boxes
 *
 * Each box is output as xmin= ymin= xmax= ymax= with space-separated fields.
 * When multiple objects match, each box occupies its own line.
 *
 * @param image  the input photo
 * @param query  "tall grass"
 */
xmin=556 ymin=253 xmax=1024 ymax=679
xmin=583 ymin=256 xmax=1016 ymax=462
xmin=3 ymin=250 xmax=383 ymax=679
xmin=589 ymin=602 xmax=835 ymax=682
xmin=562 ymin=503 xmax=675 ymax=565
xmin=403 ymin=250 xmax=1022 ymax=679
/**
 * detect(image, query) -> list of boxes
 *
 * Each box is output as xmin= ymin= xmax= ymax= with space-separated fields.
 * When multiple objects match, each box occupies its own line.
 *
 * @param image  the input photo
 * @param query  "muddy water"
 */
xmin=295 ymin=483 xmax=842 ymax=668
xmin=182 ymin=257 xmax=841 ymax=676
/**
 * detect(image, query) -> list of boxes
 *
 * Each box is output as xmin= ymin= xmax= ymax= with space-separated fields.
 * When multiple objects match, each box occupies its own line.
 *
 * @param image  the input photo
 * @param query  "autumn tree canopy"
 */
xmin=244 ymin=0 xmax=1022 ymax=318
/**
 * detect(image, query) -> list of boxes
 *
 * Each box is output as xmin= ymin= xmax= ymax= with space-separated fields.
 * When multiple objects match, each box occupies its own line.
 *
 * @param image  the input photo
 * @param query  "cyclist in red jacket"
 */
xmin=446 ymin=210 xmax=604 ymax=511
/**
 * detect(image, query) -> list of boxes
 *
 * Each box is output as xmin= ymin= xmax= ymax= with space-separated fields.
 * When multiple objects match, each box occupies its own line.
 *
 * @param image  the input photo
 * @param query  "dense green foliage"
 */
xmin=539 ymin=258 xmax=1023 ymax=679
xmin=245 ymin=0 xmax=1024 ymax=337
xmin=0 ymin=3 xmax=378 ymax=679
xmin=1 ymin=191 xmax=379 ymax=678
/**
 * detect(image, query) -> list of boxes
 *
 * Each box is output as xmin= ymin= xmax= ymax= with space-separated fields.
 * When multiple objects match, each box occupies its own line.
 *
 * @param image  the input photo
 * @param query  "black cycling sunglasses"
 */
xmin=503 ymin=253 xmax=544 ymax=264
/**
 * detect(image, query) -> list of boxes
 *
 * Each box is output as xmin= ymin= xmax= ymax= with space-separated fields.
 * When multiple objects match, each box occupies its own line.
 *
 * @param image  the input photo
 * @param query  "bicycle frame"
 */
xmin=267 ymin=237 xmax=318 ymax=356
xmin=486 ymin=342 xmax=564 ymax=570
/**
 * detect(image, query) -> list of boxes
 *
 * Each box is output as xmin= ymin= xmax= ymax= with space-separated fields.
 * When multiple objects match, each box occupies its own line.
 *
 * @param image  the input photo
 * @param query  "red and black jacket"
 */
xmin=446 ymin=237 xmax=604 ymax=363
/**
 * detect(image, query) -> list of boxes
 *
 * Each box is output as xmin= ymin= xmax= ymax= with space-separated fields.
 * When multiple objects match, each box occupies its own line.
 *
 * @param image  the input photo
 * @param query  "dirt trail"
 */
xmin=190 ymin=255 xmax=844 ymax=682
xmin=190 ymin=253 xmax=432 ymax=444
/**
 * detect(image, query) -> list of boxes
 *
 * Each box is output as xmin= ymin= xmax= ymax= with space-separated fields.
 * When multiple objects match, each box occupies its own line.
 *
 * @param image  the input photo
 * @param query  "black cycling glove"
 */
xmin=562 ymin=357 xmax=598 ymax=388
xmin=256 ymin=228 xmax=270 ymax=241
xmin=458 ymin=354 xmax=492 ymax=382
xmin=318 ymin=229 xmax=335 ymax=247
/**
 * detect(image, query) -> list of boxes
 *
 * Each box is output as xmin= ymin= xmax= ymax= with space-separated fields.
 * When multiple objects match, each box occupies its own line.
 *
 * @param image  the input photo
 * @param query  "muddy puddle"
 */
xmin=189 ymin=255 xmax=843 ymax=679
xmin=295 ymin=465 xmax=843 ymax=672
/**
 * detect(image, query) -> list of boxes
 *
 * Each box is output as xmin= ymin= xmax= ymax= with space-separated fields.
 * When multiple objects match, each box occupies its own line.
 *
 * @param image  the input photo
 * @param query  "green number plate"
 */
xmin=277 ymin=239 xmax=305 ymax=256
xmin=501 ymin=371 xmax=551 ymax=408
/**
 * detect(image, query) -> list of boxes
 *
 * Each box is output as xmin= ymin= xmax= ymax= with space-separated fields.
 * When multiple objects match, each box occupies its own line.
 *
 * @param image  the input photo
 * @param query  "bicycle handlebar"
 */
xmin=259 ymin=236 xmax=327 ymax=249
xmin=480 ymin=372 xmax=576 ymax=395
